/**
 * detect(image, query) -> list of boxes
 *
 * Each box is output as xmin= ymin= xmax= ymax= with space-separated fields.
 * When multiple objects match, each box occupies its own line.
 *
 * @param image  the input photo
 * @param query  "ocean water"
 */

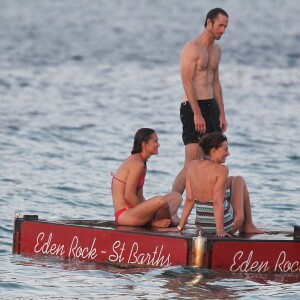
xmin=1 ymin=0 xmax=300 ymax=299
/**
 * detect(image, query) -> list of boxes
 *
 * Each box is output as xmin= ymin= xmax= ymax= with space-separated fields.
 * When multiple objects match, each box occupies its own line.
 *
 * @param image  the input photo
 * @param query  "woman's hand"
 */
xmin=216 ymin=230 xmax=231 ymax=237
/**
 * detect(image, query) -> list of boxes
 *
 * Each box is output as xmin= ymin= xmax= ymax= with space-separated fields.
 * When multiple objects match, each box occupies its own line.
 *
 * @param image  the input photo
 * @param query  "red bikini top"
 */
xmin=111 ymin=153 xmax=146 ymax=190
xmin=110 ymin=171 xmax=145 ymax=190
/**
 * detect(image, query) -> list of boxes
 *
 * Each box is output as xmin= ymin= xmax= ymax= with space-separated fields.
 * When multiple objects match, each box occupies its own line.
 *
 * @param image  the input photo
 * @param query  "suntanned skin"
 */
xmin=172 ymin=13 xmax=228 ymax=195
xmin=174 ymin=141 xmax=263 ymax=237
xmin=112 ymin=132 xmax=182 ymax=228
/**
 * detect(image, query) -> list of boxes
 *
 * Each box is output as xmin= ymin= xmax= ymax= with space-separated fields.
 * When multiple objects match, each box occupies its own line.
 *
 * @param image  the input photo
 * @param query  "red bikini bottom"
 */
xmin=114 ymin=206 xmax=132 ymax=225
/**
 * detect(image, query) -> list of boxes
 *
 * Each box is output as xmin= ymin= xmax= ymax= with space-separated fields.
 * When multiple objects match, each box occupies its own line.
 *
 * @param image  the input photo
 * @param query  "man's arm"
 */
xmin=180 ymin=43 xmax=206 ymax=133
xmin=213 ymin=61 xmax=228 ymax=133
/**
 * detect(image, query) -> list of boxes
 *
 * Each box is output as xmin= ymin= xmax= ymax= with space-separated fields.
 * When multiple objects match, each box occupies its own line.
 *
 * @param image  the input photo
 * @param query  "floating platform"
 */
xmin=12 ymin=214 xmax=300 ymax=273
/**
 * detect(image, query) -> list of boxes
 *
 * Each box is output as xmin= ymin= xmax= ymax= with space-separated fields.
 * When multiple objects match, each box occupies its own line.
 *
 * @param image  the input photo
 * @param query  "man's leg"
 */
xmin=172 ymin=143 xmax=201 ymax=194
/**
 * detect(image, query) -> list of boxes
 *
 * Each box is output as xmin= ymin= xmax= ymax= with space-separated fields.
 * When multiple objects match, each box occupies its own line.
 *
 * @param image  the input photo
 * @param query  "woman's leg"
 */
xmin=156 ymin=192 xmax=182 ymax=226
xmin=117 ymin=196 xmax=171 ymax=228
xmin=229 ymin=176 xmax=263 ymax=234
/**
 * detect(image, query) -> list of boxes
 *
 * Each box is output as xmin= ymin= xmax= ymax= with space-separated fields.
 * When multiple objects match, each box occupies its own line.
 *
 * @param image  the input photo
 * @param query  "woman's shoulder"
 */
xmin=188 ymin=159 xmax=203 ymax=167
xmin=187 ymin=159 xmax=201 ymax=172
xmin=125 ymin=154 xmax=145 ymax=169
xmin=115 ymin=154 xmax=144 ymax=178
xmin=215 ymin=164 xmax=229 ymax=176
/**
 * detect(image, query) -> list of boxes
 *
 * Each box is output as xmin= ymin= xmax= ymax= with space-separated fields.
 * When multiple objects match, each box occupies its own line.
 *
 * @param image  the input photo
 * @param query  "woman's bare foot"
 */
xmin=151 ymin=218 xmax=171 ymax=228
xmin=242 ymin=223 xmax=264 ymax=234
xmin=171 ymin=214 xmax=180 ymax=226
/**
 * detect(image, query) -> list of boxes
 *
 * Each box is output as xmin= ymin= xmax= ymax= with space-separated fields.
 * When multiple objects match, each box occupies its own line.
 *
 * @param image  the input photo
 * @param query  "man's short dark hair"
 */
xmin=204 ymin=8 xmax=228 ymax=27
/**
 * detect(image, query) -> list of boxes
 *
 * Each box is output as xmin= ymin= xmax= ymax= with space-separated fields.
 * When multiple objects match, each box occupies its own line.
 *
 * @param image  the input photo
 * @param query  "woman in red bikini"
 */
xmin=111 ymin=128 xmax=182 ymax=228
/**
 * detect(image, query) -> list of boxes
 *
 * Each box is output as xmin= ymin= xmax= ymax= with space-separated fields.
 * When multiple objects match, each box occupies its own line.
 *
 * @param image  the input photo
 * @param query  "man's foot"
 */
xmin=151 ymin=218 xmax=171 ymax=228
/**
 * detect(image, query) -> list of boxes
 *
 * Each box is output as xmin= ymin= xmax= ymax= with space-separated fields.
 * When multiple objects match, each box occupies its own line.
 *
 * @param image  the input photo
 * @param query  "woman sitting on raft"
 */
xmin=111 ymin=128 xmax=182 ymax=228
xmin=177 ymin=132 xmax=263 ymax=237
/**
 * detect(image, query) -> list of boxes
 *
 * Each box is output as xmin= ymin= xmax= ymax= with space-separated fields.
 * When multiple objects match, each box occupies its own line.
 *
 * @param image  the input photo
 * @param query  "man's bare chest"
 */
xmin=196 ymin=51 xmax=219 ymax=71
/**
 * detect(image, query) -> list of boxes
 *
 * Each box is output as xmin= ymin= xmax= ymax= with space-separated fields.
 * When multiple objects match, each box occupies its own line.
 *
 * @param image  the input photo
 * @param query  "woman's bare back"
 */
xmin=187 ymin=160 xmax=227 ymax=202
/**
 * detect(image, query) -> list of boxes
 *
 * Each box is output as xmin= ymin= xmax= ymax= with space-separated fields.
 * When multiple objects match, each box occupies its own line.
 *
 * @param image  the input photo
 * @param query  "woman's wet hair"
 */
xmin=131 ymin=128 xmax=156 ymax=154
xmin=199 ymin=132 xmax=227 ymax=155
xmin=204 ymin=8 xmax=228 ymax=27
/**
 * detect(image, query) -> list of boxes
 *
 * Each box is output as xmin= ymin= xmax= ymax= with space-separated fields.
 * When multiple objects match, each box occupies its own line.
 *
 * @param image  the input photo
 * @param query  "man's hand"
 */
xmin=194 ymin=114 xmax=206 ymax=133
xmin=219 ymin=115 xmax=228 ymax=133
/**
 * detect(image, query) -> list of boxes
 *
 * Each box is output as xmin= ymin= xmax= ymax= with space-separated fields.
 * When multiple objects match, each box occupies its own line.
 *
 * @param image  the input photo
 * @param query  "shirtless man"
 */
xmin=172 ymin=8 xmax=229 ymax=194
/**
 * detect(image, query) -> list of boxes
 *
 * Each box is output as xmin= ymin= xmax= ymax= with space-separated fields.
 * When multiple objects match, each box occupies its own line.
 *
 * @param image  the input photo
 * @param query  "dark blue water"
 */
xmin=1 ymin=0 xmax=300 ymax=299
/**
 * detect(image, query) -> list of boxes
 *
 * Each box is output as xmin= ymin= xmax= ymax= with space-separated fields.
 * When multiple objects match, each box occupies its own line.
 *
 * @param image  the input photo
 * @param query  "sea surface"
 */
xmin=1 ymin=0 xmax=300 ymax=299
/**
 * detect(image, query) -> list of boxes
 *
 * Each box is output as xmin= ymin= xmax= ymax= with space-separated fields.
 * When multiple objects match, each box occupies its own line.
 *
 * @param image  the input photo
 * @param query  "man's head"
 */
xmin=204 ymin=8 xmax=228 ymax=27
xmin=204 ymin=8 xmax=229 ymax=40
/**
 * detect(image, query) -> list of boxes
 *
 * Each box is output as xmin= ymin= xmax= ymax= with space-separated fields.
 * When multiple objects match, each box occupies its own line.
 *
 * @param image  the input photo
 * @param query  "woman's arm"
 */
xmin=212 ymin=166 xmax=231 ymax=237
xmin=177 ymin=169 xmax=195 ymax=230
xmin=124 ymin=161 xmax=145 ymax=207
xmin=136 ymin=188 xmax=145 ymax=203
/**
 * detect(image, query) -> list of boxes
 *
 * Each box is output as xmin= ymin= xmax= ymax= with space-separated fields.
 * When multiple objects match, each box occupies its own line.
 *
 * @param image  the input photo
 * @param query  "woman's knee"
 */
xmin=233 ymin=175 xmax=246 ymax=187
xmin=156 ymin=195 xmax=168 ymax=208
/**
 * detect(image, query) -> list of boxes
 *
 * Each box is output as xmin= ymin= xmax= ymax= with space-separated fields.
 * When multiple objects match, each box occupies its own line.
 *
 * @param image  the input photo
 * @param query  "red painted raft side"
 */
xmin=211 ymin=241 xmax=300 ymax=273
xmin=17 ymin=220 xmax=190 ymax=268
xmin=13 ymin=215 xmax=300 ymax=273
